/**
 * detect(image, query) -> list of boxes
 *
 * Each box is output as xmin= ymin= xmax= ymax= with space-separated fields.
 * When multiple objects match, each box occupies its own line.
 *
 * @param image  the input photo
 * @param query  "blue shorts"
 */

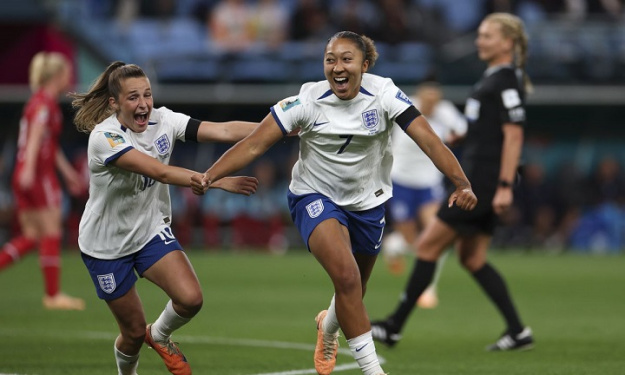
xmin=81 ymin=226 xmax=183 ymax=301
xmin=388 ymin=181 xmax=444 ymax=222
xmin=288 ymin=190 xmax=386 ymax=256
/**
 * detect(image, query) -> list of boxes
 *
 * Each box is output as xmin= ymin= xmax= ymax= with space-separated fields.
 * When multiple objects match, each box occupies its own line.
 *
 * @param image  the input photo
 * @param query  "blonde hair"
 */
xmin=29 ymin=52 xmax=70 ymax=91
xmin=328 ymin=31 xmax=379 ymax=68
xmin=484 ymin=12 xmax=533 ymax=93
xmin=70 ymin=61 xmax=147 ymax=133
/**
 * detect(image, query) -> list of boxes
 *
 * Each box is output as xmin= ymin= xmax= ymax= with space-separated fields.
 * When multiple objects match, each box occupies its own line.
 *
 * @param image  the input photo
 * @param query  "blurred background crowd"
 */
xmin=0 ymin=0 xmax=624 ymax=254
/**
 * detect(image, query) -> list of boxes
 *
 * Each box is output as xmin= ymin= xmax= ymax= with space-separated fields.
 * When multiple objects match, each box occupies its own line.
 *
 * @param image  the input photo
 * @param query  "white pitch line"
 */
xmin=0 ymin=330 xmax=385 ymax=375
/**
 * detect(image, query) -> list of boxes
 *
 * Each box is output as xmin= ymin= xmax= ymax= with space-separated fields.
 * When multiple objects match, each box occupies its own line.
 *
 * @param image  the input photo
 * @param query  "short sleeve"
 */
xmin=497 ymin=73 xmax=526 ymax=126
xmin=90 ymin=130 xmax=134 ymax=166
xmin=33 ymin=106 xmax=50 ymax=127
xmin=155 ymin=106 xmax=190 ymax=141
xmin=270 ymin=95 xmax=307 ymax=135
xmin=380 ymin=80 xmax=416 ymax=126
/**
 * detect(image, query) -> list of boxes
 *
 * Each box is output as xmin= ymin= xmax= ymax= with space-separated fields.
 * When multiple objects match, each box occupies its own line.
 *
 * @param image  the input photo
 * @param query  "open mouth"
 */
xmin=334 ymin=77 xmax=349 ymax=91
xmin=134 ymin=112 xmax=148 ymax=125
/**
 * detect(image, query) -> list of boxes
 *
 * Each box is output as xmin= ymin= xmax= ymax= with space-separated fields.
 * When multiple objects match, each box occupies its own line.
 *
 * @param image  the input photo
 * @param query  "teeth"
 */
xmin=335 ymin=78 xmax=347 ymax=82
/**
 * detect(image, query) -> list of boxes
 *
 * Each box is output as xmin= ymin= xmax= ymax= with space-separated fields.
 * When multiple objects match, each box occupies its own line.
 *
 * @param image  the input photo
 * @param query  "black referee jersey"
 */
xmin=438 ymin=64 xmax=526 ymax=235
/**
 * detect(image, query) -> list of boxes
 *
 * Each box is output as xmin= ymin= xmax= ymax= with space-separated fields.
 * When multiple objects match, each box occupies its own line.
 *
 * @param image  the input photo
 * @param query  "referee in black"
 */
xmin=372 ymin=12 xmax=534 ymax=351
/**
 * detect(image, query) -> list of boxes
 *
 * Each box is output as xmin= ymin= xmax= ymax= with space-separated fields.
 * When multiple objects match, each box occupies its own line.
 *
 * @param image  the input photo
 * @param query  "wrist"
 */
xmin=497 ymin=179 xmax=513 ymax=188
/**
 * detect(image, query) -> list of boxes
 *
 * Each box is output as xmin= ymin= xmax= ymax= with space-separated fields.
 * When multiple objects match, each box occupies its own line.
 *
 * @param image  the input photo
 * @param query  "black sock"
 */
xmin=472 ymin=263 xmax=524 ymax=334
xmin=387 ymin=258 xmax=436 ymax=333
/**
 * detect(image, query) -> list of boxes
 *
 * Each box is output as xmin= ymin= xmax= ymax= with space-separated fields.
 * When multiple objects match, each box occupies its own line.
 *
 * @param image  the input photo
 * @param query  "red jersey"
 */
xmin=12 ymin=89 xmax=63 ymax=210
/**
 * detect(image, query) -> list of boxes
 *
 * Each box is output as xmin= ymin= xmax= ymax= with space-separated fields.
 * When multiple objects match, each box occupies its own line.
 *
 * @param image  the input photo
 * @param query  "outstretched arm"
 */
xmin=193 ymin=113 xmax=285 ymax=190
xmin=404 ymin=116 xmax=477 ymax=210
xmin=197 ymin=120 xmax=259 ymax=143
xmin=112 ymin=148 xmax=203 ymax=188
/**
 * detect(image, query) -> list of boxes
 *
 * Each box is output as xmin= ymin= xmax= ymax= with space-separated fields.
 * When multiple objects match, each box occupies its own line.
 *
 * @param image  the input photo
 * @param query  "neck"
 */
xmin=487 ymin=54 xmax=513 ymax=69
xmin=43 ymin=84 xmax=59 ymax=99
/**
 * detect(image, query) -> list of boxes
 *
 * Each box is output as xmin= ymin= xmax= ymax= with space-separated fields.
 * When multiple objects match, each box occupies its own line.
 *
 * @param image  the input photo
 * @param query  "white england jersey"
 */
xmin=391 ymin=98 xmax=467 ymax=188
xmin=79 ymin=107 xmax=190 ymax=259
xmin=271 ymin=73 xmax=415 ymax=211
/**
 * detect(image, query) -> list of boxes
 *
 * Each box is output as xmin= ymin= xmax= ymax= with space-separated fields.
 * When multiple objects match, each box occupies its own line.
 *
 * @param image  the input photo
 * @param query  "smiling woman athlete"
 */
xmin=70 ymin=61 xmax=258 ymax=375
xmin=192 ymin=31 xmax=477 ymax=375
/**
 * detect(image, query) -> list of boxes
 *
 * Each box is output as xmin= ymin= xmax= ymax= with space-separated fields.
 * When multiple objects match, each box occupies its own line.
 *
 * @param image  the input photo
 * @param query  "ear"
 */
xmin=362 ymin=59 xmax=370 ymax=73
xmin=108 ymin=97 xmax=118 ymax=111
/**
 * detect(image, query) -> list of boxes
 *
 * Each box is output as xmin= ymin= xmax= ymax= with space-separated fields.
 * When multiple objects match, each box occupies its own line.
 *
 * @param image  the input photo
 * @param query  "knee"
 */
xmin=174 ymin=291 xmax=203 ymax=317
xmin=458 ymin=256 xmax=483 ymax=273
xmin=415 ymin=237 xmax=440 ymax=261
xmin=121 ymin=321 xmax=148 ymax=346
xmin=332 ymin=268 xmax=361 ymax=296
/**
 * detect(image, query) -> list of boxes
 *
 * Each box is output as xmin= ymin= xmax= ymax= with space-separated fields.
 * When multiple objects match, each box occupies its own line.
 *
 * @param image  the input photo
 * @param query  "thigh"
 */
xmin=106 ymin=285 xmax=146 ymax=334
xmin=309 ymin=218 xmax=360 ymax=283
xmin=17 ymin=210 xmax=44 ymax=238
xmin=142 ymin=250 xmax=201 ymax=303
xmin=37 ymin=207 xmax=62 ymax=237
xmin=416 ymin=217 xmax=458 ymax=261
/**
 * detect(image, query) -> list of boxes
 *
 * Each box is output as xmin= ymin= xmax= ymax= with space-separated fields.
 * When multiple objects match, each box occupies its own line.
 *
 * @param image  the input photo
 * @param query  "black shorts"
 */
xmin=438 ymin=160 xmax=500 ymax=235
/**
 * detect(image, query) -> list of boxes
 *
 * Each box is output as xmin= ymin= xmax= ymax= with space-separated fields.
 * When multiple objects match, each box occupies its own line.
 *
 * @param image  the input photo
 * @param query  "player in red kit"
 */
xmin=0 ymin=52 xmax=85 ymax=310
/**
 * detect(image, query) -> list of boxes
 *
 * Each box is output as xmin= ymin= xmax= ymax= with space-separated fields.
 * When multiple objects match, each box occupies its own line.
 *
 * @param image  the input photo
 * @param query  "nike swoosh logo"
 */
xmin=164 ymin=239 xmax=176 ymax=245
xmin=355 ymin=343 xmax=369 ymax=352
xmin=313 ymin=121 xmax=329 ymax=127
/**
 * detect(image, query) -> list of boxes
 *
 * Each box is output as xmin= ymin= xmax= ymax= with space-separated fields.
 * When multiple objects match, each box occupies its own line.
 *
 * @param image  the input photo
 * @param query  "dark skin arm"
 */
xmin=192 ymin=113 xmax=284 ymax=191
xmin=404 ymin=115 xmax=478 ymax=211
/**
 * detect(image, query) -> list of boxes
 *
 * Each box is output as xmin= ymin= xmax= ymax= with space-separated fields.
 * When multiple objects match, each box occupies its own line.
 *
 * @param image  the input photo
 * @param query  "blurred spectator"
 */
xmin=371 ymin=0 xmax=415 ymax=44
xmin=251 ymin=0 xmax=290 ymax=51
xmin=290 ymin=0 xmax=334 ymax=42
xmin=207 ymin=0 xmax=255 ymax=53
xmin=585 ymin=156 xmax=625 ymax=206
xmin=516 ymin=162 xmax=558 ymax=247
xmin=330 ymin=0 xmax=379 ymax=39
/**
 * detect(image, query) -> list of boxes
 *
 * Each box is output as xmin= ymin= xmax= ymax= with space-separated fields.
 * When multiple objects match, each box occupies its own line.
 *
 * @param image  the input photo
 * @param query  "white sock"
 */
xmin=114 ymin=344 xmax=139 ymax=375
xmin=323 ymin=295 xmax=340 ymax=335
xmin=347 ymin=331 xmax=384 ymax=375
xmin=150 ymin=300 xmax=191 ymax=343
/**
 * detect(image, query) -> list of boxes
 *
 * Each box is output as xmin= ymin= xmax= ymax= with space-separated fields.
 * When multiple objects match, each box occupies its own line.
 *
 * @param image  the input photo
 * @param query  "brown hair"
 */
xmin=484 ymin=13 xmax=533 ymax=93
xmin=328 ymin=31 xmax=379 ymax=69
xmin=29 ymin=52 xmax=70 ymax=91
xmin=70 ymin=61 xmax=147 ymax=133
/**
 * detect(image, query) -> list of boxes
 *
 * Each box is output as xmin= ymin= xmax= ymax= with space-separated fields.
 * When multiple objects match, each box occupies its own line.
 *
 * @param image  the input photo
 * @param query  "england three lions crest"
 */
xmin=154 ymin=134 xmax=171 ymax=155
xmin=97 ymin=273 xmax=116 ymax=294
xmin=362 ymin=109 xmax=379 ymax=131
xmin=306 ymin=199 xmax=324 ymax=218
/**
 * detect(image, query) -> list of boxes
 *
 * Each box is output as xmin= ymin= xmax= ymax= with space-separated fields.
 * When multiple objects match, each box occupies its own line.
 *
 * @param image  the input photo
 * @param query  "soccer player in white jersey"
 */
xmin=383 ymin=82 xmax=467 ymax=308
xmin=70 ymin=62 xmax=259 ymax=375
xmin=191 ymin=31 xmax=477 ymax=375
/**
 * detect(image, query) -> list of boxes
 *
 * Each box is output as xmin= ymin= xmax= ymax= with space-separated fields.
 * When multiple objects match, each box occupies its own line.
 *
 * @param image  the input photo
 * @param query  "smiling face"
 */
xmin=324 ymin=38 xmax=369 ymax=100
xmin=475 ymin=19 xmax=513 ymax=66
xmin=109 ymin=77 xmax=153 ymax=133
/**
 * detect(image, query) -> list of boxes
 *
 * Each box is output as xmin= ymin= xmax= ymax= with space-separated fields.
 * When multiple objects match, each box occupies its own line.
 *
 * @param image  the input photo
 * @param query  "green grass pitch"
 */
xmin=0 ymin=249 xmax=623 ymax=374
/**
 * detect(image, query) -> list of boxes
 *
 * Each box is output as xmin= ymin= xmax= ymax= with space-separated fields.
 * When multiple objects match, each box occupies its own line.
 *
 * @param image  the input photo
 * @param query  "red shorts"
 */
xmin=12 ymin=173 xmax=62 ymax=211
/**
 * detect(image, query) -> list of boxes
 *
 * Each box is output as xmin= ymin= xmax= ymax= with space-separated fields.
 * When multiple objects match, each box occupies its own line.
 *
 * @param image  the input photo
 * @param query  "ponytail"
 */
xmin=70 ymin=61 xmax=146 ymax=133
xmin=484 ymin=13 xmax=533 ymax=93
